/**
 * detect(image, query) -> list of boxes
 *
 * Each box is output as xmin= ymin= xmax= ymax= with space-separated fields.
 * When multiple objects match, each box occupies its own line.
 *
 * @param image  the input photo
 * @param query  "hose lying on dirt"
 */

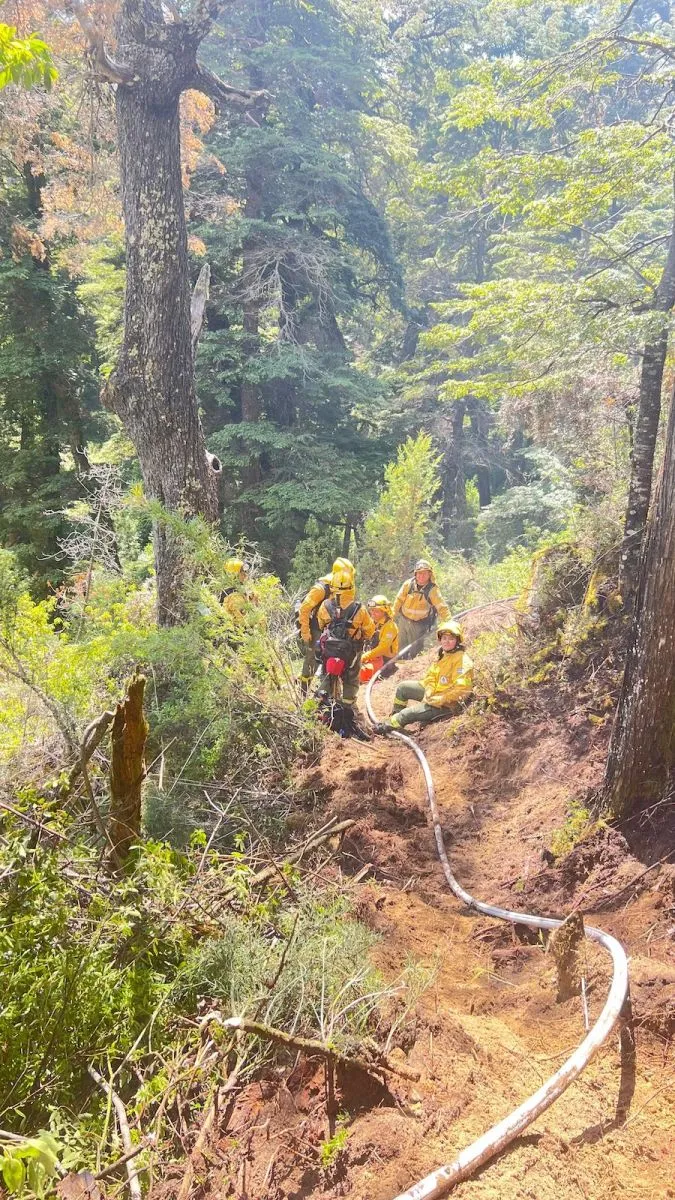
xmin=364 ymin=601 xmax=629 ymax=1200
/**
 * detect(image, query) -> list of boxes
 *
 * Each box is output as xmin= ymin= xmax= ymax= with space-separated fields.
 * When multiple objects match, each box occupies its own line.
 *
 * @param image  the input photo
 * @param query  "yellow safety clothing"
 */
xmin=393 ymin=566 xmax=450 ymax=624
xmin=221 ymin=590 xmax=247 ymax=623
xmin=362 ymin=616 xmax=399 ymax=664
xmin=298 ymin=574 xmax=333 ymax=643
xmin=422 ymin=648 xmax=474 ymax=709
xmin=317 ymin=599 xmax=375 ymax=643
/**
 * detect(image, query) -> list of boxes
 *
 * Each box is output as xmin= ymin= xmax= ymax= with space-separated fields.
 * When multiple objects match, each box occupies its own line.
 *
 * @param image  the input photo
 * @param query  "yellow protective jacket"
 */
xmin=317 ymin=599 xmax=375 ymax=644
xmin=422 ymin=648 xmax=474 ymax=709
xmin=393 ymin=570 xmax=450 ymax=624
xmin=362 ymin=616 xmax=399 ymax=664
xmin=298 ymin=574 xmax=332 ymax=642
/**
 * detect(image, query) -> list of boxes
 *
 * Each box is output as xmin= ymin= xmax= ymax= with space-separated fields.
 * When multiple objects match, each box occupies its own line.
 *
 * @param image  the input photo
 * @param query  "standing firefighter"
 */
xmin=393 ymin=559 xmax=450 ymax=657
xmin=316 ymin=569 xmax=375 ymax=739
xmin=297 ymin=557 xmax=354 ymax=695
xmin=360 ymin=595 xmax=399 ymax=682
xmin=375 ymin=621 xmax=473 ymax=733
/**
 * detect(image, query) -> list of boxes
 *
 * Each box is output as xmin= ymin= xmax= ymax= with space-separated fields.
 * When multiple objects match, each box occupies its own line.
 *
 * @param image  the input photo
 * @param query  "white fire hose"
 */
xmin=364 ymin=601 xmax=629 ymax=1200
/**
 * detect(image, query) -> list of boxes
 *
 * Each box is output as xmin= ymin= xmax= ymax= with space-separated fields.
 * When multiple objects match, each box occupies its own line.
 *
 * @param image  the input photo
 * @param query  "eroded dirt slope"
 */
xmin=187 ymin=611 xmax=675 ymax=1200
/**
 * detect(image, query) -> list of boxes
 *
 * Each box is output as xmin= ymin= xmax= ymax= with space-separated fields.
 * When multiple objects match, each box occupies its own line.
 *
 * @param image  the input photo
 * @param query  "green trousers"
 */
xmin=391 ymin=681 xmax=457 ymax=729
xmin=395 ymin=614 xmax=431 ymax=659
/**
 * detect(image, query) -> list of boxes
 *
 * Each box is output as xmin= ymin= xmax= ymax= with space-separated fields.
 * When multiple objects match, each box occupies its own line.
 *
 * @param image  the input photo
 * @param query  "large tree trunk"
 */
xmin=83 ymin=0 xmax=260 ymax=624
xmin=619 ymin=185 xmax=675 ymax=598
xmin=604 ymin=381 xmax=675 ymax=818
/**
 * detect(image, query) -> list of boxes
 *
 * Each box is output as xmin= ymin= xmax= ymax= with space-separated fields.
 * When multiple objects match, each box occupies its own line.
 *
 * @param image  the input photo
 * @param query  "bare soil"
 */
xmin=178 ymin=608 xmax=675 ymax=1200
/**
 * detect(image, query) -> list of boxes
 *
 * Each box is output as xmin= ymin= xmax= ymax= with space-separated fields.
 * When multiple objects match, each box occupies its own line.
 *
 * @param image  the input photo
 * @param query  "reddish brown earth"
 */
xmin=181 ymin=608 xmax=675 ymax=1200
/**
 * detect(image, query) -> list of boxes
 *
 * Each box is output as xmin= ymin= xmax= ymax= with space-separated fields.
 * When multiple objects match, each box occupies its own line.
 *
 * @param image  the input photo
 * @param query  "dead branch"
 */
xmin=109 ymin=672 xmax=148 ymax=862
xmin=65 ymin=1 xmax=137 ymax=86
xmin=190 ymin=63 xmax=268 ymax=111
xmin=190 ymin=262 xmax=211 ymax=353
xmin=95 ymin=1138 xmax=154 ymax=1182
xmin=62 ymin=710 xmax=116 ymax=797
xmin=220 ymin=1016 xmax=421 ymax=1083
xmin=88 ymin=1066 xmax=142 ymax=1200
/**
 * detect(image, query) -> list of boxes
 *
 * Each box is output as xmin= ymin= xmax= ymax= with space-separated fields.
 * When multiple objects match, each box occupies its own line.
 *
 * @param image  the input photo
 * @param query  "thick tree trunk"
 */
xmin=103 ymin=4 xmax=225 ymax=624
xmin=619 ymin=187 xmax=675 ymax=598
xmin=604 ymin=381 xmax=675 ymax=818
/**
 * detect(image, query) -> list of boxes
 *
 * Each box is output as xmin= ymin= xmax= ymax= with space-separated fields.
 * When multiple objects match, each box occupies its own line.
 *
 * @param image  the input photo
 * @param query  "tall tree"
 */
xmin=604 ymin=379 xmax=675 ymax=817
xmin=70 ymin=0 xmax=263 ymax=623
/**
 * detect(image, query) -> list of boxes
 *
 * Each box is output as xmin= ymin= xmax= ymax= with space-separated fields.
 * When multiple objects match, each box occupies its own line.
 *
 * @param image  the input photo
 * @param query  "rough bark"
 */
xmin=441 ymin=400 xmax=467 ymax=540
xmin=109 ymin=671 xmax=148 ymax=862
xmin=619 ymin=181 xmax=675 ymax=598
xmin=604 ymin=381 xmax=675 ymax=818
xmin=81 ymin=0 xmax=262 ymax=625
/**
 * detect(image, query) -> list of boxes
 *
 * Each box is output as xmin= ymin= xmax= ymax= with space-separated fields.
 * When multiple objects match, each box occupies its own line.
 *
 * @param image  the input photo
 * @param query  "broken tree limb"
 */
xmin=220 ymin=1016 xmax=421 ymax=1083
xmin=109 ymin=672 xmax=148 ymax=863
xmin=190 ymin=262 xmax=211 ymax=353
xmin=175 ymin=1056 xmax=245 ymax=1200
xmin=88 ymin=1067 xmax=142 ymax=1200
xmin=62 ymin=710 xmax=116 ymax=797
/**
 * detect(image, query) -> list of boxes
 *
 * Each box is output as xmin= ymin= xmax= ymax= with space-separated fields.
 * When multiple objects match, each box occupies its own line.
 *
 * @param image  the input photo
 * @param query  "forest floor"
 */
xmin=188 ymin=607 xmax=675 ymax=1200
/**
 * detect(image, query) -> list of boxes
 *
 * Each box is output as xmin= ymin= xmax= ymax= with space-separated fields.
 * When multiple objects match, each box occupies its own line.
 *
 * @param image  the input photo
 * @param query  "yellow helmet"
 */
xmin=225 ymin=557 xmax=246 ymax=577
xmin=368 ymin=594 xmax=392 ymax=616
xmin=332 ymin=557 xmax=355 ymax=580
xmin=437 ymin=619 xmax=463 ymax=641
xmin=332 ymin=568 xmax=355 ymax=594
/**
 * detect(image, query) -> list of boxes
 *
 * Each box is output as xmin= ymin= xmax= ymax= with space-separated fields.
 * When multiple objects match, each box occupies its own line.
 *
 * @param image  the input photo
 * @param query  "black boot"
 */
xmin=342 ymin=707 xmax=371 ymax=742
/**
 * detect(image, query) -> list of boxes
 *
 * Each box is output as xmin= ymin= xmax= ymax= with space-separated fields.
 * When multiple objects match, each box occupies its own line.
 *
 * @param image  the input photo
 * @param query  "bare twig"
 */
xmin=88 ymin=1066 xmax=142 ymax=1200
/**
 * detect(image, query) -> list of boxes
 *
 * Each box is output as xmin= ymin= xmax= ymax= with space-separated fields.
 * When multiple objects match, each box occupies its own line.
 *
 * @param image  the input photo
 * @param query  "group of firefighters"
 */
xmin=296 ymin=556 xmax=474 ymax=740
xmin=219 ymin=553 xmax=474 ymax=740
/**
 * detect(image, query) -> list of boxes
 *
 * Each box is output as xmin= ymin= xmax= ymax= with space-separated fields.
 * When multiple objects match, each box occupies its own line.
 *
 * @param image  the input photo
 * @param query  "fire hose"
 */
xmin=363 ymin=601 xmax=629 ymax=1200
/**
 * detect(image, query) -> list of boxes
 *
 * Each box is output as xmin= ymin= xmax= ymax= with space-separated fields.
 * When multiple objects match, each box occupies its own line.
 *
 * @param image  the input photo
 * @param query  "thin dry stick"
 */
xmin=175 ymin=1056 xmax=246 ymax=1200
xmin=88 ymin=1066 xmax=142 ymax=1200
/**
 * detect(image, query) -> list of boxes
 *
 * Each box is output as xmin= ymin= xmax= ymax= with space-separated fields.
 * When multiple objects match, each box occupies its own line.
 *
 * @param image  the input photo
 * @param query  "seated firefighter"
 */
xmin=315 ymin=568 xmax=375 ymax=739
xmin=360 ymin=595 xmax=400 ymax=683
xmin=296 ymin=557 xmax=355 ymax=696
xmin=375 ymin=620 xmax=473 ymax=734
xmin=392 ymin=559 xmax=450 ymax=658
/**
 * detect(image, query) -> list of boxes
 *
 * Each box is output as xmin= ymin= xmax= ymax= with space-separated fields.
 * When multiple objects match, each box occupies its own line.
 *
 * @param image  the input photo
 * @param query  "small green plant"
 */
xmin=319 ymin=1121 xmax=349 ymax=1169
xmin=549 ymin=800 xmax=599 ymax=860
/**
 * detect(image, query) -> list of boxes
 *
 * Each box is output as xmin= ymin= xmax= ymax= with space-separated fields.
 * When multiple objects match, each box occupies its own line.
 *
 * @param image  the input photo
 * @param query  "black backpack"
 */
xmin=320 ymin=599 xmax=361 ymax=665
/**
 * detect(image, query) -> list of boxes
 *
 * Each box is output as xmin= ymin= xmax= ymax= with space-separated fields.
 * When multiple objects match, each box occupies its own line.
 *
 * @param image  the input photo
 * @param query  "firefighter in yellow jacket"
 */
xmin=360 ymin=595 xmax=399 ymax=682
xmin=393 ymin=560 xmax=451 ymax=657
xmin=297 ymin=557 xmax=354 ymax=695
xmin=220 ymin=558 xmax=253 ymax=625
xmin=375 ymin=621 xmax=473 ymax=733
xmin=315 ymin=569 xmax=375 ymax=736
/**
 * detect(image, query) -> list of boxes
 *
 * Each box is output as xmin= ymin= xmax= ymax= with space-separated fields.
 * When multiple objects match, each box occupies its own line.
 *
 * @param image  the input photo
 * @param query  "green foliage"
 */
xmin=358 ymin=433 xmax=442 ymax=594
xmin=288 ymin=517 xmax=345 ymax=597
xmin=549 ymin=800 xmax=597 ymax=860
xmin=476 ymin=450 xmax=577 ymax=560
xmin=0 ymin=25 xmax=55 ymax=90
xmin=320 ymin=1122 xmax=349 ymax=1170
xmin=0 ymin=1132 xmax=60 ymax=1198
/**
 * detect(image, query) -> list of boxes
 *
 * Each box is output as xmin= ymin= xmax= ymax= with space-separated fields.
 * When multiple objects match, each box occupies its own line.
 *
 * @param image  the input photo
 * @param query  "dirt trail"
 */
xmin=195 ymin=609 xmax=675 ymax=1200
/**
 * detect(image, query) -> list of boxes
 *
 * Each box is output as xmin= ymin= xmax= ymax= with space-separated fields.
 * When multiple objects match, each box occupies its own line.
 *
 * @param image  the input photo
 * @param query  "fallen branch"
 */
xmin=62 ymin=710 xmax=116 ymax=797
xmin=88 ymin=1067 xmax=142 ymax=1200
xmin=245 ymin=818 xmax=356 ymax=891
xmin=220 ymin=1016 xmax=420 ymax=1083
xmin=95 ymin=1138 xmax=154 ymax=1182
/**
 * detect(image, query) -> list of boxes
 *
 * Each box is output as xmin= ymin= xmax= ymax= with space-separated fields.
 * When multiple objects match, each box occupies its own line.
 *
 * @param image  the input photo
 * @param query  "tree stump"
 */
xmin=550 ymin=911 xmax=585 ymax=1001
xmin=109 ymin=672 xmax=148 ymax=863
